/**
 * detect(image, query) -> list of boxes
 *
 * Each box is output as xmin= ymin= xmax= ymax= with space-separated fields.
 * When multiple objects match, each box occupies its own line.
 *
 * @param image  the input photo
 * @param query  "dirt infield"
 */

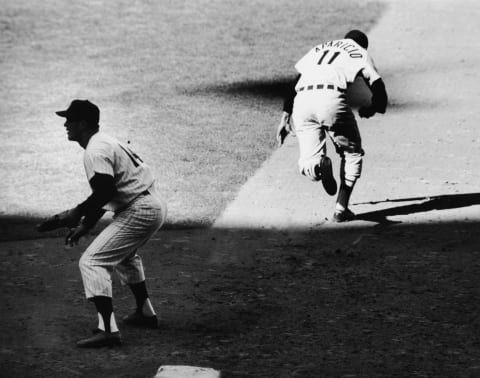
xmin=2 ymin=0 xmax=480 ymax=377
xmin=1 ymin=222 xmax=480 ymax=377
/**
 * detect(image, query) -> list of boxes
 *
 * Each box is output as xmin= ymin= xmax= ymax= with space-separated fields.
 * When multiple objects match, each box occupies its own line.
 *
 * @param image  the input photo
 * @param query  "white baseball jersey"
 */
xmin=83 ymin=132 xmax=156 ymax=213
xmin=294 ymin=38 xmax=381 ymax=90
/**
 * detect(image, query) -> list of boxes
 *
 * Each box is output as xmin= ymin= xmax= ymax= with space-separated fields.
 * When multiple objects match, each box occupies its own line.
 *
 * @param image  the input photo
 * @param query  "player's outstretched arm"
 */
xmin=36 ymin=207 xmax=82 ymax=232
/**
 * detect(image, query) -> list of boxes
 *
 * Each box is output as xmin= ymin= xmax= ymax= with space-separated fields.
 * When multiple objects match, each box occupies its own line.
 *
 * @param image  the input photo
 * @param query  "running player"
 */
xmin=277 ymin=30 xmax=388 ymax=222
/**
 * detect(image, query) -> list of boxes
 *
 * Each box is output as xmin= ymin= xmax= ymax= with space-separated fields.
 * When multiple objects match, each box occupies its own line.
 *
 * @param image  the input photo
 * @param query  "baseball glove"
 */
xmin=36 ymin=207 xmax=82 ymax=232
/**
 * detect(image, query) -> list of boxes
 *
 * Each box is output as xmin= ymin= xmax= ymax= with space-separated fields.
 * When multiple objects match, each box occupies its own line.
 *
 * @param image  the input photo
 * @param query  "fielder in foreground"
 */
xmin=37 ymin=99 xmax=167 ymax=347
xmin=277 ymin=30 xmax=388 ymax=222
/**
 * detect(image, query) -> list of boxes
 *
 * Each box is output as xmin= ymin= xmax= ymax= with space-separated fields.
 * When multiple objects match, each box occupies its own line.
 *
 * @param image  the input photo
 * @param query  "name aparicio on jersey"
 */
xmin=316 ymin=40 xmax=363 ymax=58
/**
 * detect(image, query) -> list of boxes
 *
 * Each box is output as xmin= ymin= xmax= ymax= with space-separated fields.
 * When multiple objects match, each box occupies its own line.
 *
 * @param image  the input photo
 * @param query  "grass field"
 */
xmin=0 ymin=0 xmax=384 ymax=230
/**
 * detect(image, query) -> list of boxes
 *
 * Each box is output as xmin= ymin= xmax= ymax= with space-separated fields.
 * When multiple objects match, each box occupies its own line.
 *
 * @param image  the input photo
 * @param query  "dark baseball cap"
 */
xmin=56 ymin=99 xmax=100 ymax=124
xmin=344 ymin=29 xmax=368 ymax=49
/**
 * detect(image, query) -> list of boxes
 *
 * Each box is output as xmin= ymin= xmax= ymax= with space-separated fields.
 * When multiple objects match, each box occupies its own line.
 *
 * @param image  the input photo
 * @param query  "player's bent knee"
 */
xmin=78 ymin=254 xmax=87 ymax=270
xmin=78 ymin=253 xmax=95 ymax=274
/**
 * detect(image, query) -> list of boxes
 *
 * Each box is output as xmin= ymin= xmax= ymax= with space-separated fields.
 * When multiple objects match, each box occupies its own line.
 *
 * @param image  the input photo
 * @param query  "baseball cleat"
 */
xmin=319 ymin=156 xmax=337 ymax=196
xmin=332 ymin=209 xmax=355 ymax=223
xmin=76 ymin=331 xmax=122 ymax=348
xmin=123 ymin=310 xmax=158 ymax=329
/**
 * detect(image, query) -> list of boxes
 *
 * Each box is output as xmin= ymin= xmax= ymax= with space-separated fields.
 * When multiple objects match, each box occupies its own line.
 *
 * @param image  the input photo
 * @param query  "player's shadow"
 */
xmin=354 ymin=192 xmax=480 ymax=224
xmin=186 ymin=77 xmax=291 ymax=102
xmin=187 ymin=76 xmax=373 ymax=108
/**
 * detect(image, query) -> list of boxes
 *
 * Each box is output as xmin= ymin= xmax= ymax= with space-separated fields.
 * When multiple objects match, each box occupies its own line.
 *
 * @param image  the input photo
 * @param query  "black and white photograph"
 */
xmin=1 ymin=0 xmax=479 ymax=377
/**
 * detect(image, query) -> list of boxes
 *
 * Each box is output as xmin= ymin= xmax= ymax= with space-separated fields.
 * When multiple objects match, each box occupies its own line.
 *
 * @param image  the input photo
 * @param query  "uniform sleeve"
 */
xmin=360 ymin=55 xmax=381 ymax=86
xmin=370 ymin=78 xmax=388 ymax=114
xmin=77 ymin=173 xmax=116 ymax=226
xmin=83 ymin=143 xmax=115 ymax=181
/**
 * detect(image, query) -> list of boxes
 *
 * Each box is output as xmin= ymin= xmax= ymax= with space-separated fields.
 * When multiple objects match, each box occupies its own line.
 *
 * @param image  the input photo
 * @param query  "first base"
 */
xmin=155 ymin=365 xmax=220 ymax=378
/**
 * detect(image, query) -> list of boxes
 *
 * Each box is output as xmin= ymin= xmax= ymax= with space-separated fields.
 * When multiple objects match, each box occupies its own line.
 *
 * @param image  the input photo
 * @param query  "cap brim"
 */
xmin=56 ymin=110 xmax=68 ymax=117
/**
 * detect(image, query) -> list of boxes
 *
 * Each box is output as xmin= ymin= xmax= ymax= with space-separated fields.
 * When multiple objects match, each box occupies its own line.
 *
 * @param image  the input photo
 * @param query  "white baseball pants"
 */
xmin=292 ymin=90 xmax=363 ymax=183
xmin=79 ymin=192 xmax=167 ymax=299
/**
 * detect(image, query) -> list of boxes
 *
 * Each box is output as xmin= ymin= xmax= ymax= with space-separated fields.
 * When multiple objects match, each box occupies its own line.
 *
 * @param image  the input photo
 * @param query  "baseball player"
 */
xmin=277 ymin=29 xmax=388 ymax=222
xmin=37 ymin=99 xmax=167 ymax=348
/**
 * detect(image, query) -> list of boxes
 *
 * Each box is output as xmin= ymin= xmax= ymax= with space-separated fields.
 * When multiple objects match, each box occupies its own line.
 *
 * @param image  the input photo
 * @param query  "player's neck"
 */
xmin=78 ymin=129 xmax=99 ymax=149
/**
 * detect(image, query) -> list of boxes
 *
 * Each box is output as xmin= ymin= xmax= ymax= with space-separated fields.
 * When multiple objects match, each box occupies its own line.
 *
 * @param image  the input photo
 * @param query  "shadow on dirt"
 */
xmin=355 ymin=192 xmax=480 ymax=224
xmin=2 ymin=198 xmax=480 ymax=377
xmin=186 ymin=76 xmax=438 ymax=120
xmin=185 ymin=76 xmax=374 ymax=108
xmin=2 ymin=219 xmax=480 ymax=377
xmin=182 ymin=77 xmax=292 ymax=104
xmin=1 ymin=218 xmax=480 ymax=377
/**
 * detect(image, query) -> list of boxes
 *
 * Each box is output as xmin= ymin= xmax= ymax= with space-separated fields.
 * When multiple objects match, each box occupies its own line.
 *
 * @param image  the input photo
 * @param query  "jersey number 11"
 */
xmin=317 ymin=50 xmax=340 ymax=65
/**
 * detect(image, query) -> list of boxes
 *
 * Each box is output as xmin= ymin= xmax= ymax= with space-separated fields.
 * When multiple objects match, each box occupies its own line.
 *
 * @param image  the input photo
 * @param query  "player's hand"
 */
xmin=358 ymin=106 xmax=376 ymax=119
xmin=65 ymin=224 xmax=89 ymax=247
xmin=276 ymin=112 xmax=292 ymax=146
xmin=37 ymin=207 xmax=82 ymax=232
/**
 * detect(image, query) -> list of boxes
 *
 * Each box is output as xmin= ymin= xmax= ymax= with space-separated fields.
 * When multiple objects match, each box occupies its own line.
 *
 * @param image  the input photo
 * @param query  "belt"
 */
xmin=297 ymin=84 xmax=346 ymax=93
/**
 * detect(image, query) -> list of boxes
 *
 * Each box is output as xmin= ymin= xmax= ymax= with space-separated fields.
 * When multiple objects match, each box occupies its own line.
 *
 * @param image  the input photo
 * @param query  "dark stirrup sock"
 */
xmin=92 ymin=296 xmax=113 ymax=333
xmin=129 ymin=281 xmax=149 ymax=311
xmin=336 ymin=183 xmax=354 ymax=211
